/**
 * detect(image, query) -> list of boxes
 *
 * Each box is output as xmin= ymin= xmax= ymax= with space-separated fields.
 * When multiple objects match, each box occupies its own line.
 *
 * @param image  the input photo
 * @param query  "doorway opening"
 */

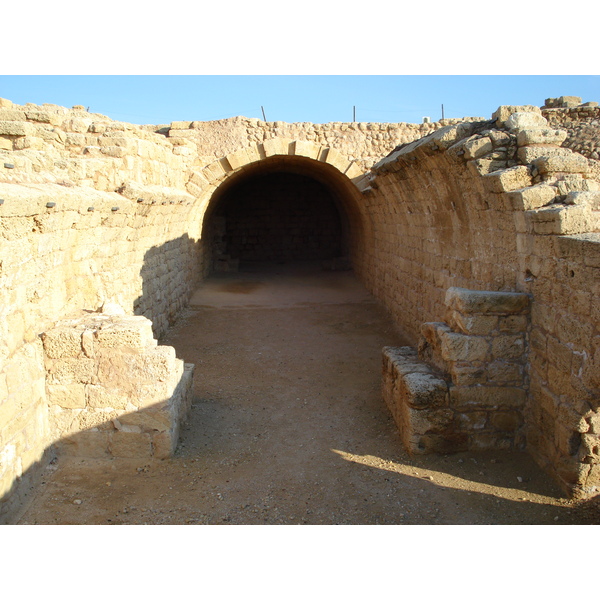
xmin=202 ymin=156 xmax=359 ymax=276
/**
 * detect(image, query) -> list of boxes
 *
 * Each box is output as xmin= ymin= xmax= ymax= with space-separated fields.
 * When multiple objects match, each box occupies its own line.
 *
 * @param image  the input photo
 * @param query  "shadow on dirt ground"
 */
xmin=15 ymin=262 xmax=600 ymax=525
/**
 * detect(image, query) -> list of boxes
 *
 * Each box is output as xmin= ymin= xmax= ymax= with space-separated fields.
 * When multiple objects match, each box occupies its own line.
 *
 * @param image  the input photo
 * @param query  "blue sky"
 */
xmin=1 ymin=75 xmax=598 ymax=126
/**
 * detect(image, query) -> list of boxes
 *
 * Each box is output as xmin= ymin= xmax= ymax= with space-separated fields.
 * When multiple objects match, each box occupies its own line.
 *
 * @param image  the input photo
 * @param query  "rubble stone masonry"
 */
xmin=1 ymin=94 xmax=599 ymax=520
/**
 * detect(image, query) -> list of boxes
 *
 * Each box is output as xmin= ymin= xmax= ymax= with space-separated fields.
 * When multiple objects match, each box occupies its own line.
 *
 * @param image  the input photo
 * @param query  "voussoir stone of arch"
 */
xmin=293 ymin=140 xmax=321 ymax=160
xmin=225 ymin=145 xmax=262 ymax=171
xmin=225 ymin=148 xmax=251 ymax=171
xmin=345 ymin=162 xmax=364 ymax=179
xmin=218 ymin=139 xmax=365 ymax=190
xmin=189 ymin=169 xmax=211 ymax=190
xmin=262 ymin=137 xmax=293 ymax=157
xmin=201 ymin=159 xmax=230 ymax=183
xmin=324 ymin=147 xmax=352 ymax=173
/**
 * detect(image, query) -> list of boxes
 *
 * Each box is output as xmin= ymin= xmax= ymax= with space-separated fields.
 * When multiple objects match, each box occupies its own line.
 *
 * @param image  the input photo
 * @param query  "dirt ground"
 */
xmin=15 ymin=262 xmax=600 ymax=525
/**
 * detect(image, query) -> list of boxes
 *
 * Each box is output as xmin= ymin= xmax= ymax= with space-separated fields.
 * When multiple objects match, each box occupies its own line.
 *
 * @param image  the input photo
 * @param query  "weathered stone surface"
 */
xmin=448 ymin=311 xmax=498 ymax=336
xmin=60 ymin=430 xmax=112 ymax=458
xmin=549 ymin=96 xmax=582 ymax=108
xmin=262 ymin=137 xmax=292 ymax=157
xmin=439 ymin=331 xmax=488 ymax=362
xmin=450 ymin=386 xmax=527 ymax=409
xmin=463 ymin=136 xmax=493 ymax=159
xmin=170 ymin=121 xmax=192 ymax=130
xmin=564 ymin=190 xmax=600 ymax=208
xmin=517 ymin=128 xmax=568 ymax=146
xmin=505 ymin=112 xmax=549 ymax=132
xmin=41 ymin=328 xmax=83 ymax=359
xmin=445 ymin=287 xmax=530 ymax=315
xmin=110 ymin=431 xmax=152 ymax=458
xmin=293 ymin=140 xmax=321 ymax=160
xmin=37 ymin=313 xmax=193 ymax=464
xmin=492 ymin=105 xmax=542 ymax=127
xmin=408 ymin=406 xmax=454 ymax=435
xmin=507 ymin=183 xmax=557 ymax=210
xmin=2 ymin=92 xmax=600 ymax=521
xmin=0 ymin=121 xmax=34 ymax=136
xmin=517 ymin=145 xmax=574 ymax=164
xmin=482 ymin=165 xmax=532 ymax=192
xmin=526 ymin=204 xmax=597 ymax=235
xmin=46 ymin=357 xmax=96 ymax=385
xmin=533 ymin=154 xmax=589 ymax=175
xmin=46 ymin=383 xmax=86 ymax=409
xmin=94 ymin=316 xmax=155 ymax=349
xmin=401 ymin=372 xmax=449 ymax=408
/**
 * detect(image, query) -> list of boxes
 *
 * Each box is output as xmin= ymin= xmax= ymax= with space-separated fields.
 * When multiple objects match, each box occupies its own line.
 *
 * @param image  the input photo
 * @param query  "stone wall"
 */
xmin=0 ymin=181 xmax=203 ymax=522
xmin=164 ymin=116 xmax=484 ymax=173
xmin=356 ymin=118 xmax=524 ymax=340
xmin=524 ymin=233 xmax=600 ymax=497
xmin=542 ymin=96 xmax=600 ymax=161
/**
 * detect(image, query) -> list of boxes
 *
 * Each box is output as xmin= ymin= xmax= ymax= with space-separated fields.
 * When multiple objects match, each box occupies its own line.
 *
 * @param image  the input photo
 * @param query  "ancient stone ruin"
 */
xmin=1 ymin=94 xmax=599 ymax=522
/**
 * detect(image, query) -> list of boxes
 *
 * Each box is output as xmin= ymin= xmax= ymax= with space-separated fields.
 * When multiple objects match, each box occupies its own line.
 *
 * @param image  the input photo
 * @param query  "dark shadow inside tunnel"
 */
xmin=201 ymin=157 xmax=359 ymax=276
xmin=215 ymin=172 xmax=343 ymax=265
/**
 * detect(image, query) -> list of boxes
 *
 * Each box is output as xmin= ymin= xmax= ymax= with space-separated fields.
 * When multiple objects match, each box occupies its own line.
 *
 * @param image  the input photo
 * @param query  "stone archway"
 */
xmin=188 ymin=139 xmax=373 ymax=279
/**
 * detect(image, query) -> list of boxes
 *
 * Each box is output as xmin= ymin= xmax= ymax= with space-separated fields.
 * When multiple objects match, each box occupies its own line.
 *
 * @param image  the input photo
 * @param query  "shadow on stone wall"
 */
xmin=133 ymin=233 xmax=203 ymax=338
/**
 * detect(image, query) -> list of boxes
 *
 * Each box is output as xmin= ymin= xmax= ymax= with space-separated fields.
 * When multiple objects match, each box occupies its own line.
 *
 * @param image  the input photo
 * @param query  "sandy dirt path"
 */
xmin=16 ymin=263 xmax=599 ymax=525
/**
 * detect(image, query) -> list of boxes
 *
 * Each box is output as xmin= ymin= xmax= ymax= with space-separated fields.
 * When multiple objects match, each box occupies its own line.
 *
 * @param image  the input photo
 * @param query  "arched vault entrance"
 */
xmin=200 ymin=151 xmax=368 ymax=275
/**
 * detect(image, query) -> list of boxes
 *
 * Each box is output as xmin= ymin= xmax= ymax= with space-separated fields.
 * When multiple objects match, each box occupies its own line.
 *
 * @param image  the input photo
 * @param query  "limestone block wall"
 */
xmin=523 ymin=233 xmax=600 ymax=497
xmin=0 ymin=182 xmax=201 ymax=336
xmin=0 ymin=96 xmax=389 ymax=520
xmin=0 ymin=337 xmax=47 ymax=520
xmin=357 ymin=118 xmax=525 ymax=341
xmin=0 ymin=98 xmax=195 ymax=191
xmin=542 ymin=97 xmax=600 ymax=161
xmin=0 ymin=96 xmax=208 ymax=338
xmin=365 ymin=105 xmax=600 ymax=497
xmin=0 ymin=134 xmax=204 ymax=522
